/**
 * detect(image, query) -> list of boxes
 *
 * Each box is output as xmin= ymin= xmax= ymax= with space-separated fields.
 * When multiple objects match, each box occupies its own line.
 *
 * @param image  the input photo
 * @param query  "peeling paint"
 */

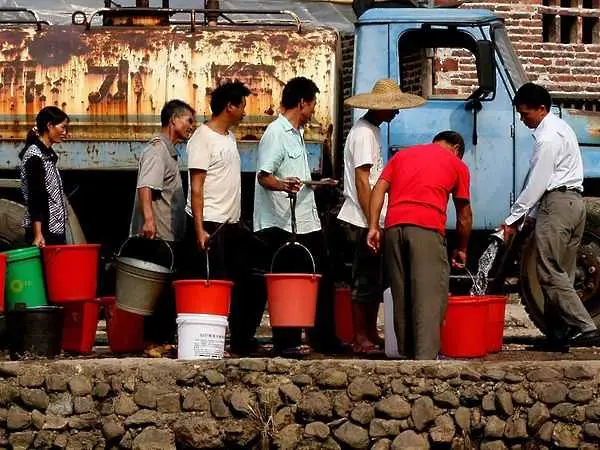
xmin=0 ymin=24 xmax=339 ymax=159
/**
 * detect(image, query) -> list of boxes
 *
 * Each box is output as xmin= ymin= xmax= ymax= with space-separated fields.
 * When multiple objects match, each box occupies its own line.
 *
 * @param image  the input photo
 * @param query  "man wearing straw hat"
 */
xmin=367 ymin=130 xmax=472 ymax=360
xmin=338 ymin=79 xmax=425 ymax=354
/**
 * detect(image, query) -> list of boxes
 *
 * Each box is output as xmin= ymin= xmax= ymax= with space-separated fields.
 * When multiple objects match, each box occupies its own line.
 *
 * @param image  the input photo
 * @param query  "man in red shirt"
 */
xmin=367 ymin=131 xmax=472 ymax=360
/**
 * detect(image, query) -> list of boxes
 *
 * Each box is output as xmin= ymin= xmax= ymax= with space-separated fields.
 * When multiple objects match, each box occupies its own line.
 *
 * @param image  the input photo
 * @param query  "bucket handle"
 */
xmin=116 ymin=235 xmax=175 ymax=272
xmin=270 ymin=241 xmax=317 ymax=276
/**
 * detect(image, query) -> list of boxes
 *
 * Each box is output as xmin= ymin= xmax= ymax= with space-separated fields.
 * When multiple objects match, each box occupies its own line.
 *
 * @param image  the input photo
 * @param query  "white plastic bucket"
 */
xmin=176 ymin=313 xmax=228 ymax=360
xmin=384 ymin=288 xmax=404 ymax=359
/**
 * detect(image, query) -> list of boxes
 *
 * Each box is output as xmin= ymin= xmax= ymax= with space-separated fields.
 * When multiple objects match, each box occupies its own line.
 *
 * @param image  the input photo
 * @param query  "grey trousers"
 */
xmin=536 ymin=190 xmax=595 ymax=335
xmin=384 ymin=225 xmax=449 ymax=360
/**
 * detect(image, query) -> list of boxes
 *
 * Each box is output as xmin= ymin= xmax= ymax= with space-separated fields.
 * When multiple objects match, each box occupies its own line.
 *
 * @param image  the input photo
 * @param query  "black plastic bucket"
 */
xmin=6 ymin=304 xmax=64 ymax=360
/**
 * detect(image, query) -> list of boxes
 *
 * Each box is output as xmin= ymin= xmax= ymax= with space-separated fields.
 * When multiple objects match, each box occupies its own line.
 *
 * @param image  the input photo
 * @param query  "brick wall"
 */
xmin=464 ymin=0 xmax=600 ymax=102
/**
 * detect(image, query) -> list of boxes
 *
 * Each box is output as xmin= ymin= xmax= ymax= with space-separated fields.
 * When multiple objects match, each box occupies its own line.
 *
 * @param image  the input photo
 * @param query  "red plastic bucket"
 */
xmin=103 ymin=297 xmax=145 ymax=353
xmin=62 ymin=299 xmax=101 ymax=353
xmin=334 ymin=287 xmax=353 ymax=343
xmin=173 ymin=280 xmax=233 ymax=316
xmin=484 ymin=295 xmax=508 ymax=353
xmin=0 ymin=253 xmax=6 ymax=313
xmin=42 ymin=244 xmax=101 ymax=303
xmin=265 ymin=273 xmax=321 ymax=327
xmin=440 ymin=296 xmax=488 ymax=358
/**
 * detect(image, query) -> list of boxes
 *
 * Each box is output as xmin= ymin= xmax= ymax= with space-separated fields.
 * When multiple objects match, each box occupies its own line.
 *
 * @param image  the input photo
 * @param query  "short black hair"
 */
xmin=281 ymin=77 xmax=320 ymax=109
xmin=210 ymin=81 xmax=251 ymax=116
xmin=160 ymin=99 xmax=195 ymax=127
xmin=433 ymin=130 xmax=466 ymax=158
xmin=513 ymin=82 xmax=552 ymax=112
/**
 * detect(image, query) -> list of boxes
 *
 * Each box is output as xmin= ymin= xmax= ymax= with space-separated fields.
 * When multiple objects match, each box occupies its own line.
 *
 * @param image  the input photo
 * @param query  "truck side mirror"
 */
xmin=477 ymin=40 xmax=496 ymax=94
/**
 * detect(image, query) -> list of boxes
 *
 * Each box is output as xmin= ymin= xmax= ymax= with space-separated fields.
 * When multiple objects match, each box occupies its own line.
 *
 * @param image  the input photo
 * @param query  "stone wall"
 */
xmin=2 ymin=359 xmax=600 ymax=449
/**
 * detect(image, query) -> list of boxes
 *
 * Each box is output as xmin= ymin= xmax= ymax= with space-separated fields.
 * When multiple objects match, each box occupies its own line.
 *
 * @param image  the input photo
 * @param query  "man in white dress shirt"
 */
xmin=501 ymin=82 xmax=599 ymax=348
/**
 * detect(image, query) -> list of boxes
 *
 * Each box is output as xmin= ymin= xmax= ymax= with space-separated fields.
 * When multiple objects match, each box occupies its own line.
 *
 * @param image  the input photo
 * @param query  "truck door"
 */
xmin=387 ymin=23 xmax=515 ymax=230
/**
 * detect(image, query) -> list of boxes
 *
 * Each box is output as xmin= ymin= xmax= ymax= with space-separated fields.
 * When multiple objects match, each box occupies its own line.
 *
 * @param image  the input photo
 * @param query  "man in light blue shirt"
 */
xmin=254 ymin=77 xmax=345 ymax=356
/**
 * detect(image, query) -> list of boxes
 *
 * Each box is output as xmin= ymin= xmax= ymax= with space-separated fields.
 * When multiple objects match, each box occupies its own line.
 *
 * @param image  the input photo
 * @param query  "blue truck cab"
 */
xmin=353 ymin=7 xmax=600 ymax=228
xmin=351 ymin=5 xmax=600 ymax=329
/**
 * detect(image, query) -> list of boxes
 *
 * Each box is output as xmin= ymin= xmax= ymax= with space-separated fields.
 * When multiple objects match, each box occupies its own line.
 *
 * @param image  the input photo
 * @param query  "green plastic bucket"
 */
xmin=3 ymin=247 xmax=48 ymax=311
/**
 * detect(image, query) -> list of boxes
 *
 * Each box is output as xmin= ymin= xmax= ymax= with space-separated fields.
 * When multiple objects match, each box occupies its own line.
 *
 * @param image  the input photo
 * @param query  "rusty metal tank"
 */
xmin=0 ymin=2 xmax=342 ymax=172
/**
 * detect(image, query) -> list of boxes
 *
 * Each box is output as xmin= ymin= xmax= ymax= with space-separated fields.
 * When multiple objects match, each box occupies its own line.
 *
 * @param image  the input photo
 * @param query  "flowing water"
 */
xmin=469 ymin=240 xmax=500 ymax=296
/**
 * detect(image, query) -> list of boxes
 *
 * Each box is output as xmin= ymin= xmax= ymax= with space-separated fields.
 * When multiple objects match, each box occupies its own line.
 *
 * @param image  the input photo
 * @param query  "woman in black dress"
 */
xmin=19 ymin=106 xmax=70 ymax=247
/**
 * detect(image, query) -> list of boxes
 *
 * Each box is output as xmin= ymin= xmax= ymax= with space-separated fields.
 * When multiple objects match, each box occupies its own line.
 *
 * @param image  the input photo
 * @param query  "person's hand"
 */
xmin=366 ymin=227 xmax=382 ymax=253
xmin=32 ymin=234 xmax=45 ymax=248
xmin=279 ymin=177 xmax=302 ymax=193
xmin=141 ymin=219 xmax=157 ymax=239
xmin=451 ymin=249 xmax=467 ymax=269
xmin=523 ymin=216 xmax=536 ymax=231
xmin=196 ymin=229 xmax=210 ymax=251
xmin=500 ymin=223 xmax=518 ymax=242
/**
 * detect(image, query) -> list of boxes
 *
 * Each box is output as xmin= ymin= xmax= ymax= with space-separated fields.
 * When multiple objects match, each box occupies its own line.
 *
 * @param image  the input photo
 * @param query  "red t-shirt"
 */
xmin=380 ymin=143 xmax=470 ymax=235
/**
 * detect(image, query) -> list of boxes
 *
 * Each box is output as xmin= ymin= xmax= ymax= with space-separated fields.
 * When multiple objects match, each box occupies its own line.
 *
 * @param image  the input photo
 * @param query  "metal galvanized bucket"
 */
xmin=115 ymin=237 xmax=173 ymax=316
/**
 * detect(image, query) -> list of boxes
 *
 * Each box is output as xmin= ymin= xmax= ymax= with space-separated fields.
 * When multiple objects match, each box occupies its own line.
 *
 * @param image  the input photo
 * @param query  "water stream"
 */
xmin=469 ymin=240 xmax=500 ymax=296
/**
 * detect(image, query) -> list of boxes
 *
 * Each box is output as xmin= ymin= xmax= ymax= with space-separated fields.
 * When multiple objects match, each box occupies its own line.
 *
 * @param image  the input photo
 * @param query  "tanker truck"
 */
xmin=0 ymin=0 xmax=599 ymax=336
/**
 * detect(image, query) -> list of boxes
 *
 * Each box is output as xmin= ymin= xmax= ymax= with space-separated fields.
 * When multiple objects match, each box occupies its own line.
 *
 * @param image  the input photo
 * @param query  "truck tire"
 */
xmin=0 ymin=199 xmax=26 ymax=251
xmin=520 ymin=197 xmax=600 ymax=334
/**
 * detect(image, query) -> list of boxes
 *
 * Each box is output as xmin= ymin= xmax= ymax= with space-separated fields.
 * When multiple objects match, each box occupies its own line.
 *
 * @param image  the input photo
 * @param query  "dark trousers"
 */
xmin=384 ymin=225 xmax=449 ymax=360
xmin=257 ymin=227 xmax=338 ymax=352
xmin=536 ymin=191 xmax=594 ymax=337
xmin=182 ymin=215 xmax=264 ymax=351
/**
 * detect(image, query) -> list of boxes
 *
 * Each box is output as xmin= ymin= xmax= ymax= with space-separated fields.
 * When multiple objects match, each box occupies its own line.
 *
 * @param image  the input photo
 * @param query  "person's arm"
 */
xmin=355 ymin=165 xmax=372 ymax=220
xmin=257 ymin=171 xmax=301 ymax=193
xmin=136 ymin=145 xmax=164 ymax=239
xmin=452 ymin=199 xmax=472 ymax=268
xmin=190 ymin=169 xmax=210 ymax=250
xmin=366 ymin=178 xmax=390 ymax=253
xmin=137 ymin=187 xmax=156 ymax=239
xmin=23 ymin=155 xmax=46 ymax=247
xmin=504 ymin=139 xmax=557 ymax=226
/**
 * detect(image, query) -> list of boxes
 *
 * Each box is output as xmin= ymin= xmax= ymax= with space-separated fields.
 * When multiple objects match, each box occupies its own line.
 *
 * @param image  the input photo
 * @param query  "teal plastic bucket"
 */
xmin=3 ymin=247 xmax=48 ymax=311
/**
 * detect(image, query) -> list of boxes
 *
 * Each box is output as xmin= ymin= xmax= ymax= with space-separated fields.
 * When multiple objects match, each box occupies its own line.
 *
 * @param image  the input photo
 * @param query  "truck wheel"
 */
xmin=0 ymin=199 xmax=26 ymax=251
xmin=520 ymin=197 xmax=600 ymax=334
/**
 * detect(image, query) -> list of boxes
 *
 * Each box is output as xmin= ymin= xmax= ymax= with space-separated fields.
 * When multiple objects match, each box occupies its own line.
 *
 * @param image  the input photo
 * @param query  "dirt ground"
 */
xmin=76 ymin=297 xmax=600 ymax=362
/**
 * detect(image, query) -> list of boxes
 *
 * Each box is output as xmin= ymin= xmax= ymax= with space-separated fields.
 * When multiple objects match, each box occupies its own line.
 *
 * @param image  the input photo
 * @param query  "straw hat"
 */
xmin=344 ymin=78 xmax=426 ymax=110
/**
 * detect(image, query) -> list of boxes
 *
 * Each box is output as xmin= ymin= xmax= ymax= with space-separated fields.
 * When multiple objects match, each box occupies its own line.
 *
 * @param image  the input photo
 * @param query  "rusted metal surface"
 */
xmin=0 ymin=23 xmax=339 ymax=169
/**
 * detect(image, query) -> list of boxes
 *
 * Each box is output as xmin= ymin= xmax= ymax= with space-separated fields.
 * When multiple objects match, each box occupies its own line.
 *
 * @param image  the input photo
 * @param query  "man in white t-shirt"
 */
xmin=338 ymin=78 xmax=425 ymax=354
xmin=184 ymin=81 xmax=259 ymax=355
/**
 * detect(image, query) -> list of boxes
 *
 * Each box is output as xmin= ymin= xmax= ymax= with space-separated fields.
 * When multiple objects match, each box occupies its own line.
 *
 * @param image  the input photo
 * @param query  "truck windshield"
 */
xmin=492 ymin=24 xmax=528 ymax=91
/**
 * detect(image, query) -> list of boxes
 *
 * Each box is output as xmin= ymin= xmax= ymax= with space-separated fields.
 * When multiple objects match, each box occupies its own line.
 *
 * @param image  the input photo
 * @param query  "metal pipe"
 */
xmin=205 ymin=0 xmax=219 ymax=26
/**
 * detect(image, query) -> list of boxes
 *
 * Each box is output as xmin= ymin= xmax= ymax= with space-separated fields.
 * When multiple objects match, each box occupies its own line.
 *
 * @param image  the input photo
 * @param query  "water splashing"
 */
xmin=470 ymin=240 xmax=500 ymax=296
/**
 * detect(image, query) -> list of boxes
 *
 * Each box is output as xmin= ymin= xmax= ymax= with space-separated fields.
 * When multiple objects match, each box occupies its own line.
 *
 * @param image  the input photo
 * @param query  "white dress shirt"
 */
xmin=505 ymin=112 xmax=583 ymax=226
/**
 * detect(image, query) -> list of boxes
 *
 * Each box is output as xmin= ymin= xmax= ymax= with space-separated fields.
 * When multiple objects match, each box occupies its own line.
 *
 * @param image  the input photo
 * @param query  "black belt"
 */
xmin=548 ymin=186 xmax=582 ymax=194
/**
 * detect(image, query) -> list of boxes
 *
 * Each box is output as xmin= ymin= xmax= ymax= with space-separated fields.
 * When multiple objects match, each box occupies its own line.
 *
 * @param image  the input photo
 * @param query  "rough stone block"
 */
xmin=7 ymin=406 xmax=31 ymax=430
xmin=157 ymin=393 xmax=180 ymax=413
xmin=350 ymin=402 xmax=375 ymax=425
xmin=280 ymin=383 xmax=302 ymax=404
xmin=69 ymin=376 xmax=93 ymax=396
xmin=411 ymin=396 xmax=435 ymax=431
xmin=375 ymin=395 xmax=411 ymax=419
xmin=391 ymin=430 xmax=428 ymax=450
xmin=347 ymin=377 xmax=381 ymax=401
xmin=318 ymin=370 xmax=348 ymax=389
xmin=182 ymin=388 xmax=210 ymax=412
xmin=132 ymin=427 xmax=176 ymax=450
xmin=333 ymin=422 xmax=369 ymax=449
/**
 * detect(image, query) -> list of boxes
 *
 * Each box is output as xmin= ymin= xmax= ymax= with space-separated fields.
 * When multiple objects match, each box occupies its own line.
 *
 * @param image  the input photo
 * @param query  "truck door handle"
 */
xmin=465 ymin=98 xmax=482 ymax=146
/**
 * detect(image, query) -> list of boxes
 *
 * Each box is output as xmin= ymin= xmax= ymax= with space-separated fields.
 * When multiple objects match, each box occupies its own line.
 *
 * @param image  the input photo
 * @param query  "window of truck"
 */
xmin=397 ymin=27 xmax=490 ymax=101
xmin=491 ymin=24 xmax=529 ymax=92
